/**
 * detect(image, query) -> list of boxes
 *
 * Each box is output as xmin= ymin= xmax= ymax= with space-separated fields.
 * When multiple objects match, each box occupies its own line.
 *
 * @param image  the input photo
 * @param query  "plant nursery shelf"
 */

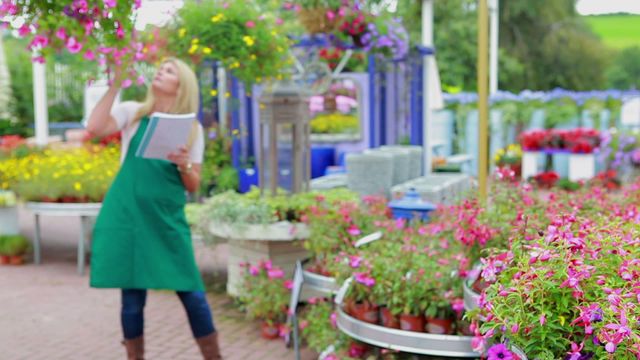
xmin=25 ymin=202 xmax=102 ymax=276
xmin=302 ymin=269 xmax=339 ymax=295
xmin=335 ymin=307 xmax=480 ymax=358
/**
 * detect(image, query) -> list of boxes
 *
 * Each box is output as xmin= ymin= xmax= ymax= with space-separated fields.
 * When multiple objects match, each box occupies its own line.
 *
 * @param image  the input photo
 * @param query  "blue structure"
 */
xmin=201 ymin=35 xmax=435 ymax=190
xmin=388 ymin=188 xmax=437 ymax=222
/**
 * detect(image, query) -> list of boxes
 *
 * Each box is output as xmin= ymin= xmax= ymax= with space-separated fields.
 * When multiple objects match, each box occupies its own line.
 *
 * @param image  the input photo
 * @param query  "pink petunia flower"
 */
xmin=245 ymin=20 xmax=255 ymax=28
xmin=104 ymin=0 xmax=117 ymax=8
xmin=66 ymin=37 xmax=83 ymax=54
xmin=267 ymin=268 xmax=285 ymax=279
xmin=83 ymin=50 xmax=95 ymax=61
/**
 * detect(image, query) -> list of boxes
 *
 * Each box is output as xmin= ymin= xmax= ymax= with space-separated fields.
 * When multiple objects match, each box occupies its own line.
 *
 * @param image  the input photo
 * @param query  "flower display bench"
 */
xmin=334 ymin=280 xmax=480 ymax=358
xmin=522 ymin=150 xmax=595 ymax=182
xmin=25 ymin=202 xmax=101 ymax=275
xmin=208 ymin=221 xmax=311 ymax=296
xmin=301 ymin=268 xmax=339 ymax=295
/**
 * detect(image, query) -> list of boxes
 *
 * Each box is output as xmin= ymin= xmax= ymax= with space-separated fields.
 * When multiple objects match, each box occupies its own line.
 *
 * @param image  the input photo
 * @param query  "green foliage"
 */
xmin=398 ymin=0 xmax=612 ymax=91
xmin=500 ymin=0 xmax=611 ymax=91
xmin=0 ymin=235 xmax=31 ymax=256
xmin=4 ymin=35 xmax=99 ymax=126
xmin=238 ymin=261 xmax=290 ymax=323
xmin=585 ymin=15 xmax=640 ymax=50
xmin=606 ymin=46 xmax=640 ymax=90
xmin=167 ymin=0 xmax=292 ymax=86
xmin=301 ymin=301 xmax=343 ymax=353
xmin=200 ymin=129 xmax=238 ymax=196
xmin=310 ymin=113 xmax=360 ymax=134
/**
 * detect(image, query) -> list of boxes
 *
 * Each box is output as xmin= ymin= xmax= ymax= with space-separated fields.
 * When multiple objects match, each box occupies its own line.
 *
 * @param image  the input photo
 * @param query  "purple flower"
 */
xmin=487 ymin=344 xmax=513 ymax=360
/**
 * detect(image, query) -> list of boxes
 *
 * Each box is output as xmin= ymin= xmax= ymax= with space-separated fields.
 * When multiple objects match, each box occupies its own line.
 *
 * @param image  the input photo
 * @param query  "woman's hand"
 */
xmin=168 ymin=146 xmax=201 ymax=193
xmin=167 ymin=146 xmax=191 ymax=171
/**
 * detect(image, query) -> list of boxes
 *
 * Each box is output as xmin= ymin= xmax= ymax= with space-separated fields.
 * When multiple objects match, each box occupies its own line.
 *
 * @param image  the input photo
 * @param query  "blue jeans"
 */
xmin=121 ymin=289 xmax=216 ymax=339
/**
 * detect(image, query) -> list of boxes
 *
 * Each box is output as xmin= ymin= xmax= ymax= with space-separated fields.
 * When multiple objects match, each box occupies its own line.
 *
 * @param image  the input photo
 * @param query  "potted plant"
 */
xmin=1 ymin=235 xmax=31 ymax=265
xmin=293 ymin=0 xmax=344 ymax=34
xmin=470 ymin=210 xmax=640 ymax=359
xmin=0 ymin=236 xmax=9 ymax=265
xmin=238 ymin=260 xmax=292 ymax=340
xmin=494 ymin=144 xmax=522 ymax=178
xmin=166 ymin=0 xmax=291 ymax=86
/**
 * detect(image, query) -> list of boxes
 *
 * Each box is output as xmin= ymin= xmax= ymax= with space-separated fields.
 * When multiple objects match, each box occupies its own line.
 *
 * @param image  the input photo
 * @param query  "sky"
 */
xmin=134 ymin=0 xmax=640 ymax=30
xmin=576 ymin=0 xmax=640 ymax=15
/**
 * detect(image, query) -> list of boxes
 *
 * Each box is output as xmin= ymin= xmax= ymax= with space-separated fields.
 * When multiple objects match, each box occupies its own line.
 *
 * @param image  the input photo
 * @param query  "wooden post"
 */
xmin=477 ymin=0 xmax=490 ymax=201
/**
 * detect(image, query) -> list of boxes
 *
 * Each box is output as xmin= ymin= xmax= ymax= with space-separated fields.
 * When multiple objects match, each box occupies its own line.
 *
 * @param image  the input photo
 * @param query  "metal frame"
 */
xmin=25 ymin=202 xmax=101 ymax=275
xmin=302 ymin=269 xmax=339 ymax=295
xmin=336 ymin=306 xmax=480 ymax=357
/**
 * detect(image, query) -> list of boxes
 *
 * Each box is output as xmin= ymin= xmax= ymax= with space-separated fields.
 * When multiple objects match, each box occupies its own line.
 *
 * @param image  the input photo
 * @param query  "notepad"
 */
xmin=135 ymin=112 xmax=197 ymax=161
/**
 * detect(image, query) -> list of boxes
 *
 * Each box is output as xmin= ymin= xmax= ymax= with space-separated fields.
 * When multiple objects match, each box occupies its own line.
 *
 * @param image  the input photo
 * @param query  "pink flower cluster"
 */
xmin=1 ymin=0 xmax=145 ymax=87
xmin=471 ymin=181 xmax=640 ymax=359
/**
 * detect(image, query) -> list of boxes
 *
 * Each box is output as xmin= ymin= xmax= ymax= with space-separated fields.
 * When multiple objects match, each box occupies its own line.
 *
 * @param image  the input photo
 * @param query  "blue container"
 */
xmin=311 ymin=146 xmax=336 ymax=178
xmin=239 ymin=167 xmax=259 ymax=193
xmin=388 ymin=188 xmax=437 ymax=222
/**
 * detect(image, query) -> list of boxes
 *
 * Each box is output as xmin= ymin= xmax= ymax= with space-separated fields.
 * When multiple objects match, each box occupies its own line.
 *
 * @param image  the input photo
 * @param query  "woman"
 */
xmin=87 ymin=58 xmax=222 ymax=360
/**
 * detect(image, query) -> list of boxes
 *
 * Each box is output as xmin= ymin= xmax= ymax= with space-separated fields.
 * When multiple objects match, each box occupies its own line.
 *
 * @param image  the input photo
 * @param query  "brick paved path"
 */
xmin=0 ymin=207 xmax=316 ymax=360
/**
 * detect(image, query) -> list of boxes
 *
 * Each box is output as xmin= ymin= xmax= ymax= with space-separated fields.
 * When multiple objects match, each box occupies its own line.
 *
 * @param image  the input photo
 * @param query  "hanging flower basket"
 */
xmin=298 ymin=8 xmax=339 ymax=34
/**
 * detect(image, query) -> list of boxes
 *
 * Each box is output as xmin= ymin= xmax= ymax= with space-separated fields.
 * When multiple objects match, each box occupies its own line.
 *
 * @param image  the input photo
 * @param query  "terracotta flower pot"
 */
xmin=9 ymin=255 xmax=24 ymax=265
xmin=426 ymin=317 xmax=453 ymax=334
xmin=380 ymin=307 xmax=400 ymax=329
xmin=0 ymin=255 xmax=9 ymax=265
xmin=350 ymin=302 xmax=379 ymax=324
xmin=260 ymin=321 xmax=280 ymax=340
xmin=399 ymin=313 xmax=425 ymax=332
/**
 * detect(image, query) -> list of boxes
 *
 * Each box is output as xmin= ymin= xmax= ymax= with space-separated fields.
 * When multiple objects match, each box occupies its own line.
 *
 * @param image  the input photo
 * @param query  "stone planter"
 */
xmin=0 ymin=206 xmax=19 ymax=235
xmin=209 ymin=221 xmax=310 ymax=296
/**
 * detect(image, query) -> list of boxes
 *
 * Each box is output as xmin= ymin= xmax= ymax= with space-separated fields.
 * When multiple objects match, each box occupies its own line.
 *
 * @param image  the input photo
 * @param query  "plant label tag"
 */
xmin=318 ymin=345 xmax=337 ymax=360
xmin=354 ymin=231 xmax=383 ymax=248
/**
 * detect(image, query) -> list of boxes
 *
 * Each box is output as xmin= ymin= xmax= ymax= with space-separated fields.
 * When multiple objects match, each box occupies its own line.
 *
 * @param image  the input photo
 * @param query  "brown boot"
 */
xmin=121 ymin=336 xmax=144 ymax=360
xmin=195 ymin=332 xmax=222 ymax=360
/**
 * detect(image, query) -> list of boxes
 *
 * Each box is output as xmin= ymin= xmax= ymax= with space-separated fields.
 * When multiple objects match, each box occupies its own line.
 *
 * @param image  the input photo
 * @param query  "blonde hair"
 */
xmin=133 ymin=57 xmax=200 ymax=148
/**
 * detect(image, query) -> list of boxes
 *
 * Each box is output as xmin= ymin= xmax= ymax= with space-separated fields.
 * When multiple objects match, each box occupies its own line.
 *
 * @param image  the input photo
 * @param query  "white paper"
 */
xmin=136 ymin=112 xmax=197 ymax=160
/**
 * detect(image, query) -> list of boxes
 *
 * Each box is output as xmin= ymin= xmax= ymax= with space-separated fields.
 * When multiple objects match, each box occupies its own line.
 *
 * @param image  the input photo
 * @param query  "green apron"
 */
xmin=90 ymin=117 xmax=204 ymax=291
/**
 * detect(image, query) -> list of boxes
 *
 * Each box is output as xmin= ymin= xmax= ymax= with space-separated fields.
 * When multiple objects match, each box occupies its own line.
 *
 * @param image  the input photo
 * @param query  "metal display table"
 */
xmin=335 ymin=307 xmax=480 ymax=358
xmin=302 ymin=269 xmax=339 ymax=295
xmin=25 ymin=202 xmax=101 ymax=275
xmin=334 ymin=279 xmax=480 ymax=358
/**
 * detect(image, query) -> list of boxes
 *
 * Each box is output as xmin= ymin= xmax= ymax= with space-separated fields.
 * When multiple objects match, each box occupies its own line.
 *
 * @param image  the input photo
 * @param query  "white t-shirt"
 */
xmin=111 ymin=101 xmax=205 ymax=165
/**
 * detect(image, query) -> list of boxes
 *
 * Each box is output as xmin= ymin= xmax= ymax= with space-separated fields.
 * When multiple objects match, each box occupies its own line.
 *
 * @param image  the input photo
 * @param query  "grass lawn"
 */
xmin=584 ymin=15 xmax=640 ymax=49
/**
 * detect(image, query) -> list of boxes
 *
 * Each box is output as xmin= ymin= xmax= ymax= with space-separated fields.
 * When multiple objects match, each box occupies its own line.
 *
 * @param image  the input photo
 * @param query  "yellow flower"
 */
xmin=211 ymin=14 xmax=224 ymax=23
xmin=191 ymin=38 xmax=199 ymax=44
xmin=276 ymin=46 xmax=283 ymax=53
xmin=179 ymin=28 xmax=186 ymax=38
xmin=230 ymin=61 xmax=240 ymax=69
xmin=74 ymin=182 xmax=82 ymax=191
xmin=232 ymin=129 xmax=240 ymax=135
xmin=242 ymin=36 xmax=255 ymax=47
xmin=188 ymin=44 xmax=199 ymax=55
xmin=276 ymin=74 xmax=282 ymax=80
xmin=210 ymin=89 xmax=218 ymax=97
xmin=559 ymin=316 xmax=565 ymax=326
xmin=202 ymin=47 xmax=212 ymax=55
xmin=250 ymin=54 xmax=256 ymax=60
xmin=256 ymin=77 xmax=262 ymax=82
xmin=225 ymin=92 xmax=231 ymax=98
xmin=259 ymin=103 xmax=265 ymax=109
